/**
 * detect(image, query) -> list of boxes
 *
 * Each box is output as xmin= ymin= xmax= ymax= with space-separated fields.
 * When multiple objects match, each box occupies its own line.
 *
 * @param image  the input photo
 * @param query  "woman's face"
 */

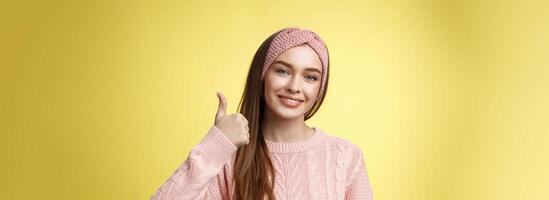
xmin=263 ymin=44 xmax=323 ymax=120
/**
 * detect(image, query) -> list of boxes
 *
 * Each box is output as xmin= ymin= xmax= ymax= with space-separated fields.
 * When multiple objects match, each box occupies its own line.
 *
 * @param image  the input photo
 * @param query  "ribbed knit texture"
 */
xmin=151 ymin=126 xmax=374 ymax=200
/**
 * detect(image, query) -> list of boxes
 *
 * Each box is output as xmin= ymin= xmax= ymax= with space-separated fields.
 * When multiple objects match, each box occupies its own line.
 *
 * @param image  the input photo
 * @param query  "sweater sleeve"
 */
xmin=151 ymin=126 xmax=237 ymax=200
xmin=345 ymin=152 xmax=374 ymax=200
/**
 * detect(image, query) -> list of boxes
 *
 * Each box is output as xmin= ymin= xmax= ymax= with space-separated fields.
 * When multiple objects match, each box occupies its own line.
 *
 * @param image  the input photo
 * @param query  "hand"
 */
xmin=214 ymin=92 xmax=250 ymax=147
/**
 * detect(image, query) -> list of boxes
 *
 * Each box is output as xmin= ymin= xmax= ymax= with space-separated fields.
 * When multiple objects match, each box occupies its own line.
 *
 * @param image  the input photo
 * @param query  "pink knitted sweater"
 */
xmin=151 ymin=126 xmax=374 ymax=200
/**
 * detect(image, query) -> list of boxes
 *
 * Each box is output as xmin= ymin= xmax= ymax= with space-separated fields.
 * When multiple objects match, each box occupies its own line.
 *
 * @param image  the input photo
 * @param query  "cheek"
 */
xmin=264 ymin=75 xmax=286 ymax=92
xmin=304 ymin=84 xmax=320 ymax=111
xmin=263 ymin=76 xmax=281 ymax=104
xmin=305 ymin=83 xmax=321 ymax=100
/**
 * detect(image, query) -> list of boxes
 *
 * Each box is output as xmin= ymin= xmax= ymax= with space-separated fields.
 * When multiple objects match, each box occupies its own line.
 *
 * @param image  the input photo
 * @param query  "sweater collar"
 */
xmin=264 ymin=127 xmax=325 ymax=153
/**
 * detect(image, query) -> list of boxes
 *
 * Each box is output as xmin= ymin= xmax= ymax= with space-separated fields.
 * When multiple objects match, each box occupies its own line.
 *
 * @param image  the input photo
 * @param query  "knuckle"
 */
xmin=237 ymin=113 xmax=248 ymax=123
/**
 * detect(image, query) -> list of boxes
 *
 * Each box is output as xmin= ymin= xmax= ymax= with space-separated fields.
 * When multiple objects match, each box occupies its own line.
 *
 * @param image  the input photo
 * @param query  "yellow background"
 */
xmin=2 ymin=0 xmax=548 ymax=199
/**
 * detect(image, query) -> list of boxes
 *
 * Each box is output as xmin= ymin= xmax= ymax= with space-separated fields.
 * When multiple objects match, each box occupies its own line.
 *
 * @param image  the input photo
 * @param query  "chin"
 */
xmin=271 ymin=104 xmax=307 ymax=119
xmin=276 ymin=110 xmax=303 ymax=120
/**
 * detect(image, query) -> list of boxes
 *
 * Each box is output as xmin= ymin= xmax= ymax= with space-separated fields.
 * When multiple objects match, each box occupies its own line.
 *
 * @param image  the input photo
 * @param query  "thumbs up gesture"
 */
xmin=214 ymin=92 xmax=250 ymax=147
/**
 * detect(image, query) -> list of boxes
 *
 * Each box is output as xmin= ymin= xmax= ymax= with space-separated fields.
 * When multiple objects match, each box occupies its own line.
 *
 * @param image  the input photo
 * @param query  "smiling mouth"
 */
xmin=278 ymin=95 xmax=303 ymax=108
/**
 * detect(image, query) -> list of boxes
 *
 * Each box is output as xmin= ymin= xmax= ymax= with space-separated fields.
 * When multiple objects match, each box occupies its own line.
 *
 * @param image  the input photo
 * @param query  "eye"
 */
xmin=305 ymin=75 xmax=319 ymax=81
xmin=276 ymin=69 xmax=289 ymax=75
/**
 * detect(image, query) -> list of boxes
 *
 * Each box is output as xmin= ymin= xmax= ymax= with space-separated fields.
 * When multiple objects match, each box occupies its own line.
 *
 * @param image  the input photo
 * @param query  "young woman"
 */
xmin=151 ymin=27 xmax=374 ymax=200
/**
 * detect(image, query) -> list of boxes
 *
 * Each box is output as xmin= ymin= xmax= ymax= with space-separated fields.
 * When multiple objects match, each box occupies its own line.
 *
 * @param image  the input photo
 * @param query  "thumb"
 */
xmin=215 ymin=92 xmax=227 ymax=120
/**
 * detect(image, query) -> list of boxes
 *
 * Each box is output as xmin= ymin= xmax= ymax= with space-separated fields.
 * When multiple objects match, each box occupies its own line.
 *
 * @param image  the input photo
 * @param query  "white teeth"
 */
xmin=279 ymin=96 xmax=301 ymax=106
xmin=282 ymin=97 xmax=299 ymax=103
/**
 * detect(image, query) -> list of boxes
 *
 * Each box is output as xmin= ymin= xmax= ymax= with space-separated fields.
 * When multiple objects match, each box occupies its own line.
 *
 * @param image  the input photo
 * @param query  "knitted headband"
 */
xmin=261 ymin=27 xmax=329 ymax=98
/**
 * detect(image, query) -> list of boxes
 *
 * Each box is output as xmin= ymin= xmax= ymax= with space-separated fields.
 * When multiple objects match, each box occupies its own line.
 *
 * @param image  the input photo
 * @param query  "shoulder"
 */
xmin=317 ymin=128 xmax=367 ymax=171
xmin=320 ymin=128 xmax=365 ymax=157
xmin=317 ymin=128 xmax=370 ymax=189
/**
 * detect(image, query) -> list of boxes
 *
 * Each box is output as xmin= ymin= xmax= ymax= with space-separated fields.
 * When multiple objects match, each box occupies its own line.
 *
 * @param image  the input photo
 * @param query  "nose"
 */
xmin=286 ymin=76 xmax=301 ymax=94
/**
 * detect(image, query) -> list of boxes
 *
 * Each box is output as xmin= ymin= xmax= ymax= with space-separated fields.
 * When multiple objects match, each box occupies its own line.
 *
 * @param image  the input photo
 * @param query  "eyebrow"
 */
xmin=273 ymin=60 xmax=322 ymax=74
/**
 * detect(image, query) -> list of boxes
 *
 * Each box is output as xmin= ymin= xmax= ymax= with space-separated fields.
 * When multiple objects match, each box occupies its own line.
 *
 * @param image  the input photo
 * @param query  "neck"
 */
xmin=261 ymin=109 xmax=314 ymax=143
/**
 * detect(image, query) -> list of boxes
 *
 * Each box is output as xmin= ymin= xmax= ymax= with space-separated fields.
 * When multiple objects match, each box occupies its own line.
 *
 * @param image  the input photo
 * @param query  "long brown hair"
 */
xmin=233 ymin=29 xmax=330 ymax=200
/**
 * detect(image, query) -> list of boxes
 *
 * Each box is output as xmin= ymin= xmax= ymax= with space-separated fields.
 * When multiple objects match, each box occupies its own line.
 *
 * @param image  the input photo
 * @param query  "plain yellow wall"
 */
xmin=2 ymin=0 xmax=548 ymax=199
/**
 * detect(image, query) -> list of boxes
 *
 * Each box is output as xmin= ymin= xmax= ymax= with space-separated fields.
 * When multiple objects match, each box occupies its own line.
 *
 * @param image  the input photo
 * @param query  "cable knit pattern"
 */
xmin=151 ymin=126 xmax=374 ymax=200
